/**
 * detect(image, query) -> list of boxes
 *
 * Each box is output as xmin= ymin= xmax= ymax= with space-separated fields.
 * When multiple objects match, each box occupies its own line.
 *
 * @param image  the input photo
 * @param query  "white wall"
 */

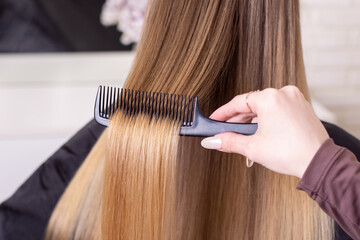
xmin=0 ymin=53 xmax=134 ymax=202
xmin=301 ymin=0 xmax=360 ymax=137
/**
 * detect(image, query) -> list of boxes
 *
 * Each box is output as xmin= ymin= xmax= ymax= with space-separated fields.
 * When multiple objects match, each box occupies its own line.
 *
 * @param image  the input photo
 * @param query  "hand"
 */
xmin=200 ymin=86 xmax=330 ymax=178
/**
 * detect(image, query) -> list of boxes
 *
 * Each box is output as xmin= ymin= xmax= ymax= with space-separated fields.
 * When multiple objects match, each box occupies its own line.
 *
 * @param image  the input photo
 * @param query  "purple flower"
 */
xmin=101 ymin=0 xmax=148 ymax=45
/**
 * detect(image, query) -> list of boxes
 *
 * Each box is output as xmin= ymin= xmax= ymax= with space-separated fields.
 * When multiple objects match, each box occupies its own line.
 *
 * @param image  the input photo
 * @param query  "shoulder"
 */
xmin=63 ymin=120 xmax=105 ymax=156
xmin=322 ymin=121 xmax=360 ymax=159
xmin=43 ymin=120 xmax=105 ymax=187
xmin=0 ymin=120 xmax=105 ymax=240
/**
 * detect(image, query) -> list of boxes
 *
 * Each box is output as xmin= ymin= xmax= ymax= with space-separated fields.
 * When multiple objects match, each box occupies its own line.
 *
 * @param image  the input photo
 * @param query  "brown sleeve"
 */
xmin=297 ymin=138 xmax=360 ymax=240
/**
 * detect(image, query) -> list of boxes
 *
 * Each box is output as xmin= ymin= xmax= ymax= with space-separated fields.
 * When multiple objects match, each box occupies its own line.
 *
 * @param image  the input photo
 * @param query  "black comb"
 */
xmin=94 ymin=86 xmax=258 ymax=137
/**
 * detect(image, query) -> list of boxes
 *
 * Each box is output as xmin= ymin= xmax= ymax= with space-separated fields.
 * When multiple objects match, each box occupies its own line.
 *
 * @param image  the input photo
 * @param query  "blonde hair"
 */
xmin=46 ymin=0 xmax=334 ymax=239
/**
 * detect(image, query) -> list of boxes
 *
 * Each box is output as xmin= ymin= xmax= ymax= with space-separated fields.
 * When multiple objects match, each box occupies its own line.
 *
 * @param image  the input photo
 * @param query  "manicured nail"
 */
xmin=201 ymin=137 xmax=222 ymax=149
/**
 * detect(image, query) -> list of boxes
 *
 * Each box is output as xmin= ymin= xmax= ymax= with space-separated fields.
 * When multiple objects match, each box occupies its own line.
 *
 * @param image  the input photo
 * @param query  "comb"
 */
xmin=94 ymin=86 xmax=257 ymax=137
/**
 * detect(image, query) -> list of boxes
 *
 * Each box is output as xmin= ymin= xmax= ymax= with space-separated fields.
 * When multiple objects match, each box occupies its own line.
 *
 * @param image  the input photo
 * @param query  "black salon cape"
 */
xmin=0 ymin=121 xmax=359 ymax=240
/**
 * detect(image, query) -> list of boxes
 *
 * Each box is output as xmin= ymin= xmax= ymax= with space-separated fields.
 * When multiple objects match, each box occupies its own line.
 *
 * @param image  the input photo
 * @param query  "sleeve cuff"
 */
xmin=296 ymin=138 xmax=344 ymax=197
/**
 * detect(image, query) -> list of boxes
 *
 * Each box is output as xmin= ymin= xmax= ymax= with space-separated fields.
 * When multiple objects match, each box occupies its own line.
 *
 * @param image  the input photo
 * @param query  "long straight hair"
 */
xmin=46 ymin=0 xmax=334 ymax=239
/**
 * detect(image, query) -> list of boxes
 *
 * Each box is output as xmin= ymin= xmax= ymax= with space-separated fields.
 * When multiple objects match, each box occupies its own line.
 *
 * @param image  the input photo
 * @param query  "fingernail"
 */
xmin=201 ymin=137 xmax=222 ymax=149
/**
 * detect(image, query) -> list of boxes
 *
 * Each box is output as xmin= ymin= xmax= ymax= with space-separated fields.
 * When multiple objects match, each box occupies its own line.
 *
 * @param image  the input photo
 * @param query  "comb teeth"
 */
xmin=97 ymin=86 xmax=195 ymax=126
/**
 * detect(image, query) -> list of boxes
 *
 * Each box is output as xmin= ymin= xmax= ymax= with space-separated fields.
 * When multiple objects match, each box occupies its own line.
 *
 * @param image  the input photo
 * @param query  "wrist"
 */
xmin=297 ymin=137 xmax=331 ymax=179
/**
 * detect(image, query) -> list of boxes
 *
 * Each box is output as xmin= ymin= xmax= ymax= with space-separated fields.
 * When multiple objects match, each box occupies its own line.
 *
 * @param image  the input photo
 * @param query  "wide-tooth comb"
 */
xmin=94 ymin=86 xmax=258 ymax=137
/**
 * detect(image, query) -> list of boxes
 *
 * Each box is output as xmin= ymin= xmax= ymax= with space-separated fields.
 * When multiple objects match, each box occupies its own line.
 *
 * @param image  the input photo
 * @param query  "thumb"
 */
xmin=201 ymin=132 xmax=252 ymax=156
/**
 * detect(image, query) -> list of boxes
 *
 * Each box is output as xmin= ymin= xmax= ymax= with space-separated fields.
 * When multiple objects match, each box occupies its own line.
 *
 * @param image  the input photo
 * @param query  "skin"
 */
xmin=201 ymin=85 xmax=330 ymax=178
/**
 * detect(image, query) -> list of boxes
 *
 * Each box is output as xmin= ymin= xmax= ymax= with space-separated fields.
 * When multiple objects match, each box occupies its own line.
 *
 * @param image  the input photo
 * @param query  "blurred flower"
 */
xmin=100 ymin=0 xmax=148 ymax=45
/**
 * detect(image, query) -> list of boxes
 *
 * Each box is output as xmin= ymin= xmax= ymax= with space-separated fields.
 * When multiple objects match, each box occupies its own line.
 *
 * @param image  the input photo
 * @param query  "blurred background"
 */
xmin=0 ymin=0 xmax=359 ymax=202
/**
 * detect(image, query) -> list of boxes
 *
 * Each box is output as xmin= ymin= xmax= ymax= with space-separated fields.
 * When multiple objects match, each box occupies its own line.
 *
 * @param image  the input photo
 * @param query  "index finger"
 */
xmin=210 ymin=91 xmax=259 ymax=121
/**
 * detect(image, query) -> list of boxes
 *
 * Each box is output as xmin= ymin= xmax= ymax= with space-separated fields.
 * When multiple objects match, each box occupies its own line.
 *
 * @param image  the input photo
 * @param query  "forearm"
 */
xmin=297 ymin=138 xmax=360 ymax=240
